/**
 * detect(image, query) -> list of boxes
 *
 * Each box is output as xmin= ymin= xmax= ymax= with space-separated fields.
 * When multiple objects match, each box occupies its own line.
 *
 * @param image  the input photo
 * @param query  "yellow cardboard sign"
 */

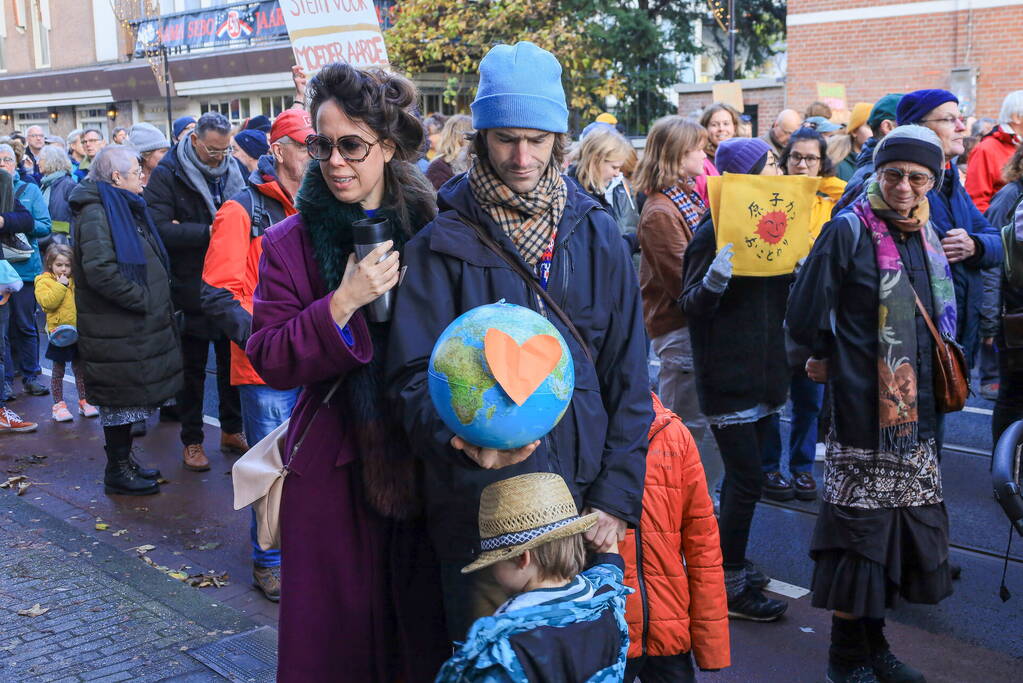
xmin=710 ymin=174 xmax=821 ymax=277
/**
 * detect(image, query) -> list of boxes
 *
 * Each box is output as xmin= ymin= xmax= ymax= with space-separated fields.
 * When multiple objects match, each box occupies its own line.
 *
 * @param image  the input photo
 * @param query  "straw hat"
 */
xmin=461 ymin=473 xmax=599 ymax=574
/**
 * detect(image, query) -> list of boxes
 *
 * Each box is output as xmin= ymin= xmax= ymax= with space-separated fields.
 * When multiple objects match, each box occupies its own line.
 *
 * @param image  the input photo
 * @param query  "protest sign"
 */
xmin=816 ymin=82 xmax=848 ymax=112
xmin=712 ymin=83 xmax=745 ymax=112
xmin=710 ymin=174 xmax=821 ymax=277
xmin=282 ymin=0 xmax=389 ymax=75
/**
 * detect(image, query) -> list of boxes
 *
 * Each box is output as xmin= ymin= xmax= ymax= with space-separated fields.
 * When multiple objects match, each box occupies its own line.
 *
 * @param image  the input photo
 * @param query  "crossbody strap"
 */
xmin=458 ymin=216 xmax=594 ymax=364
xmin=912 ymin=290 xmax=944 ymax=348
xmin=288 ymin=376 xmax=344 ymax=463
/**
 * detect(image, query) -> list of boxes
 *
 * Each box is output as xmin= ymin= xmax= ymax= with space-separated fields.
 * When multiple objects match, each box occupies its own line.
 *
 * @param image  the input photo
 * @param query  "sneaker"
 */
xmin=744 ymin=559 xmax=770 ymax=590
xmin=791 ymin=471 xmax=818 ymax=501
xmin=23 ymin=380 xmax=49 ymax=397
xmin=0 ymin=407 xmax=38 ymax=433
xmin=51 ymin=401 xmax=73 ymax=422
xmin=2 ymin=382 xmax=15 ymax=402
xmin=763 ymin=470 xmax=795 ymax=501
xmin=78 ymin=399 xmax=99 ymax=418
xmin=727 ymin=585 xmax=787 ymax=621
xmin=870 ymin=649 xmax=925 ymax=683
xmin=827 ymin=663 xmax=881 ymax=683
xmin=980 ymin=383 xmax=999 ymax=401
xmin=253 ymin=566 xmax=281 ymax=602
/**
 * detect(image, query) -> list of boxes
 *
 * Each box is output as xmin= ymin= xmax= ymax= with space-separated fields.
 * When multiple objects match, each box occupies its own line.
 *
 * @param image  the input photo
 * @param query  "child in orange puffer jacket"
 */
xmin=620 ymin=393 xmax=730 ymax=682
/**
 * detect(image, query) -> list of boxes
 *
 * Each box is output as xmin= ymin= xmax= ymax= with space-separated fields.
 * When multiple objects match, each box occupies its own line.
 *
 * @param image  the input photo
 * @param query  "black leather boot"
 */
xmin=104 ymin=446 xmax=160 ymax=496
xmin=127 ymin=450 xmax=161 ymax=480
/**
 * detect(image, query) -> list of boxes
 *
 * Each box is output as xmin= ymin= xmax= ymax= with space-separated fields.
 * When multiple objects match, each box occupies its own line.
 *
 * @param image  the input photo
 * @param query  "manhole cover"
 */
xmin=187 ymin=626 xmax=277 ymax=683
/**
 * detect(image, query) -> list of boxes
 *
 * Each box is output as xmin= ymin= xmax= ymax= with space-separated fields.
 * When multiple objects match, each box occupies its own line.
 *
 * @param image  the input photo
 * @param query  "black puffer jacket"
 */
xmin=680 ymin=214 xmax=791 ymax=417
xmin=144 ymin=144 xmax=244 ymax=338
xmin=69 ymin=179 xmax=182 ymax=407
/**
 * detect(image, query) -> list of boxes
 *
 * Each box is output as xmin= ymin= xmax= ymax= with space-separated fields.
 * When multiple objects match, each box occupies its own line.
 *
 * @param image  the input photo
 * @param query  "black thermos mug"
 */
xmin=351 ymin=216 xmax=395 ymax=323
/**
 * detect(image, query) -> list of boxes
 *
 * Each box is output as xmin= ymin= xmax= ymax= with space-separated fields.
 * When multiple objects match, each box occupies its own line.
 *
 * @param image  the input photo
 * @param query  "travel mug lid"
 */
xmin=352 ymin=216 xmax=392 ymax=245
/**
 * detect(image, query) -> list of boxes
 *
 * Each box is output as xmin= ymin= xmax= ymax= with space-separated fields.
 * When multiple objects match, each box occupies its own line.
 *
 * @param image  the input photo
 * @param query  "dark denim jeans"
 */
xmin=3 ymin=282 xmax=40 ymax=385
xmin=238 ymin=383 xmax=299 ymax=568
xmin=762 ymin=372 xmax=823 ymax=474
xmin=178 ymin=334 xmax=242 ymax=445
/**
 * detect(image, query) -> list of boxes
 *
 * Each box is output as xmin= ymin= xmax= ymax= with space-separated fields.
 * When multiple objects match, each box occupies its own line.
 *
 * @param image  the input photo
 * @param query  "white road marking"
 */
xmin=38 ymin=367 xmax=221 ymax=427
xmin=963 ymin=405 xmax=993 ymax=416
xmin=765 ymin=579 xmax=811 ymax=599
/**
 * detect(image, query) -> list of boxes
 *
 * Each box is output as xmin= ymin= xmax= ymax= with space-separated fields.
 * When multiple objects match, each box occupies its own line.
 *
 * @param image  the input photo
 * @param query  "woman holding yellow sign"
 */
xmin=679 ymin=136 xmax=800 ymax=624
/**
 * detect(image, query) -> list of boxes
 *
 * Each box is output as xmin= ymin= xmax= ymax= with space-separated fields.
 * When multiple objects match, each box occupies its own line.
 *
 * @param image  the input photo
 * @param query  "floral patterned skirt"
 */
xmin=98 ymin=405 xmax=155 ymax=428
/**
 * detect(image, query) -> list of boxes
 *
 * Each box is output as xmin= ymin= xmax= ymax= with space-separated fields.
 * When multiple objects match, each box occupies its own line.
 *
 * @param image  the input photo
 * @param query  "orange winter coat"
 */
xmin=620 ymin=394 xmax=730 ymax=669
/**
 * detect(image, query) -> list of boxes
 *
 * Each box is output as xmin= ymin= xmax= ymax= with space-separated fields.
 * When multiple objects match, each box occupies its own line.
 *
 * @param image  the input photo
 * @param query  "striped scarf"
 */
xmin=661 ymin=179 xmax=706 ymax=228
xmin=469 ymin=157 xmax=567 ymax=266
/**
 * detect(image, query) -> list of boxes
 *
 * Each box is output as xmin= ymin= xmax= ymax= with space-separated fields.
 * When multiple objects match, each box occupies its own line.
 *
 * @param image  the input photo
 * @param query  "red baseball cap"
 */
xmin=270 ymin=109 xmax=314 ymax=144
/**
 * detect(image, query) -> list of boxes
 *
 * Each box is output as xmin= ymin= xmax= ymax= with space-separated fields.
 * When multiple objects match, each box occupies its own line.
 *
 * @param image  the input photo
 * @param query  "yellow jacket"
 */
xmin=34 ymin=272 xmax=76 ymax=332
xmin=809 ymin=176 xmax=848 ymax=243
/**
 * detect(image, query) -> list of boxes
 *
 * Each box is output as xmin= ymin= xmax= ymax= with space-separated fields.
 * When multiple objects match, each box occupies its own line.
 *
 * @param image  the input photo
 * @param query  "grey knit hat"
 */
xmin=873 ymin=124 xmax=944 ymax=179
xmin=128 ymin=123 xmax=170 ymax=154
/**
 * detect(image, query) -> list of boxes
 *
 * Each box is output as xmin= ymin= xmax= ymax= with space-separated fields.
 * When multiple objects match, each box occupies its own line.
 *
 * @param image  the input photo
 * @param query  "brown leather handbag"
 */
xmin=913 ymin=293 xmax=969 ymax=413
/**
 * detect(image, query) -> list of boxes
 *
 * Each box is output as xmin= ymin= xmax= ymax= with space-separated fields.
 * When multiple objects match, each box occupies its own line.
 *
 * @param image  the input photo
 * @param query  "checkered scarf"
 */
xmin=661 ymin=179 xmax=706 ymax=228
xmin=469 ymin=157 xmax=568 ymax=266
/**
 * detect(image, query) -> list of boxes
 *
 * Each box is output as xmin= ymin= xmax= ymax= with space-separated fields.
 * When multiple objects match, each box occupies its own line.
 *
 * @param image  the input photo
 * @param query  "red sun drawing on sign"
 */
xmin=755 ymin=211 xmax=788 ymax=245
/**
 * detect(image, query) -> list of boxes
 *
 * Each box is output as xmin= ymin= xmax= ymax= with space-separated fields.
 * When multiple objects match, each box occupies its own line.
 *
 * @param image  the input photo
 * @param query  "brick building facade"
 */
xmin=786 ymin=0 xmax=1023 ymax=118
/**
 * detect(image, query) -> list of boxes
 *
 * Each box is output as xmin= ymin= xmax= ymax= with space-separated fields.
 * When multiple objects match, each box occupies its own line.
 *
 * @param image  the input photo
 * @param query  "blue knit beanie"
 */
xmin=896 ymin=89 xmax=958 ymax=125
xmin=234 ymin=130 xmax=268 ymax=160
xmin=172 ymin=116 xmax=196 ymax=141
xmin=246 ymin=115 xmax=272 ymax=133
xmin=714 ymin=137 xmax=772 ymax=175
xmin=472 ymin=42 xmax=568 ymax=133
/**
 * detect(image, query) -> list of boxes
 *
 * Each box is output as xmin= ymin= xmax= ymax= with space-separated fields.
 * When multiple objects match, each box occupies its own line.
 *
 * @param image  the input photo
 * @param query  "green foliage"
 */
xmin=385 ymin=0 xmax=786 ymax=134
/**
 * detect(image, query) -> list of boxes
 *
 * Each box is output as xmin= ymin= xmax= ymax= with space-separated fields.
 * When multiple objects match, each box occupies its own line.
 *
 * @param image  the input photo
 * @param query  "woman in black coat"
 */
xmin=70 ymin=146 xmax=183 ymax=496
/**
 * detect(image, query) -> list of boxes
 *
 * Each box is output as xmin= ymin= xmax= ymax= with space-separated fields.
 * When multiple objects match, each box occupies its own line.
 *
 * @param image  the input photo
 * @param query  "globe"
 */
xmin=428 ymin=301 xmax=575 ymax=450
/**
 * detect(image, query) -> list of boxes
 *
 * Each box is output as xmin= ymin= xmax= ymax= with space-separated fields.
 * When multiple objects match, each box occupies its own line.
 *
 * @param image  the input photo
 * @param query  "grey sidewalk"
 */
xmin=0 ymin=489 xmax=275 ymax=682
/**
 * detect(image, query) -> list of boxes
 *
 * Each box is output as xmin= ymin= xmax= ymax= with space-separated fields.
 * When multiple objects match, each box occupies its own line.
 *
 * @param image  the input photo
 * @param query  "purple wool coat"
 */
xmin=246 ymin=214 xmax=446 ymax=682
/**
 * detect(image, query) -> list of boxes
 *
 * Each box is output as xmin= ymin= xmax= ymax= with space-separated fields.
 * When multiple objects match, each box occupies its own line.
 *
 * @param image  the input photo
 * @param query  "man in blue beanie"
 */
xmin=897 ymin=89 xmax=1002 ymax=372
xmin=388 ymin=41 xmax=651 ymax=641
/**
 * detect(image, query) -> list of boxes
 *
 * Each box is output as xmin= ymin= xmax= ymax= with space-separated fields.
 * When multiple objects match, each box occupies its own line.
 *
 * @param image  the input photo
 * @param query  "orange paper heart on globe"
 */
xmin=484 ymin=328 xmax=563 ymax=406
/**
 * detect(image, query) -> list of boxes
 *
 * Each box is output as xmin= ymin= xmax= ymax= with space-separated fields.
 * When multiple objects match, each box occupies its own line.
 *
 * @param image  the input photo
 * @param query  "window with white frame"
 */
xmin=201 ymin=98 xmax=251 ymax=127
xmin=30 ymin=0 xmax=50 ymax=69
xmin=260 ymin=95 xmax=294 ymax=118
xmin=76 ymin=107 xmax=110 ymax=139
xmin=16 ymin=111 xmax=49 ymax=134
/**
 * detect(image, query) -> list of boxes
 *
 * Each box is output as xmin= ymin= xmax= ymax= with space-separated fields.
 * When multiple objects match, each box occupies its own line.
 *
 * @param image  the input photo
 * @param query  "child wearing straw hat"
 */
xmin=436 ymin=472 xmax=631 ymax=682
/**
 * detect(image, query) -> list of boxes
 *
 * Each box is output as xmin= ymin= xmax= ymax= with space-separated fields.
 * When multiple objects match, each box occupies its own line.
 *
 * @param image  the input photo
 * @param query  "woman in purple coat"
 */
xmin=246 ymin=64 xmax=446 ymax=682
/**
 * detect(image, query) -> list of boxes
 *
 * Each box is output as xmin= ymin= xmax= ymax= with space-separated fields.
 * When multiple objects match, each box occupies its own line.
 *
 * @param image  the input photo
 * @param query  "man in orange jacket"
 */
xmin=201 ymin=108 xmax=313 ymax=602
xmin=620 ymin=394 xmax=730 ymax=682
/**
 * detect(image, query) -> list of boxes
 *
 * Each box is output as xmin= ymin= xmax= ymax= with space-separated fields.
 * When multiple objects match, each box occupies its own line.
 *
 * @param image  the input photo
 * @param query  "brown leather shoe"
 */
xmin=791 ymin=471 xmax=818 ymax=501
xmin=253 ymin=565 xmax=281 ymax=602
xmin=221 ymin=431 xmax=250 ymax=455
xmin=762 ymin=470 xmax=795 ymax=501
xmin=182 ymin=443 xmax=210 ymax=472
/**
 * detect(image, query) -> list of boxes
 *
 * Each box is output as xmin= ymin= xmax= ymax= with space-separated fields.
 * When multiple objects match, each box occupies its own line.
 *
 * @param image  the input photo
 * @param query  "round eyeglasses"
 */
xmin=305 ymin=134 xmax=378 ymax=163
xmin=879 ymin=168 xmax=935 ymax=189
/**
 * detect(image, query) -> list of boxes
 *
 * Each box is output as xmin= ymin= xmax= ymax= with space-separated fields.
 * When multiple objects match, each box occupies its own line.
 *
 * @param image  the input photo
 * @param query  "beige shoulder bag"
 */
xmin=232 ymin=378 xmax=343 ymax=551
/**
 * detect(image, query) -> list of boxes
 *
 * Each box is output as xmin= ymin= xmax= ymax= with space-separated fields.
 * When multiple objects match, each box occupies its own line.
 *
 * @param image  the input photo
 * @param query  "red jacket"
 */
xmin=620 ymin=394 xmax=730 ymax=669
xmin=966 ymin=126 xmax=1020 ymax=213
xmin=201 ymin=161 xmax=296 ymax=385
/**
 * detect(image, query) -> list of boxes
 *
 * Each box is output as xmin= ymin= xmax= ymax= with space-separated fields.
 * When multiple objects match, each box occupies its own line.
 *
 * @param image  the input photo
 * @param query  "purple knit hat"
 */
xmin=896 ymin=89 xmax=958 ymax=125
xmin=714 ymin=137 xmax=772 ymax=174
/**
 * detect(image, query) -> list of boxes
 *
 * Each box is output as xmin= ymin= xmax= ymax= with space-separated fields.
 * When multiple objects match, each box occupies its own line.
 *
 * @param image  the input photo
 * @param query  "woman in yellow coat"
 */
xmin=34 ymin=243 xmax=97 ymax=422
xmin=760 ymin=128 xmax=846 ymax=503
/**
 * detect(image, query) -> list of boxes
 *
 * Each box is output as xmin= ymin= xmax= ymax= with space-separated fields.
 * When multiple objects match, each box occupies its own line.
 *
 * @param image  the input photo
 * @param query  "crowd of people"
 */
xmin=1 ymin=39 xmax=1022 ymax=683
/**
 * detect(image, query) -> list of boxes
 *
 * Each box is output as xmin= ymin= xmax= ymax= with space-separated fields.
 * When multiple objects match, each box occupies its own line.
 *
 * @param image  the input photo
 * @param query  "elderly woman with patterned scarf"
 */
xmin=787 ymin=126 xmax=955 ymax=683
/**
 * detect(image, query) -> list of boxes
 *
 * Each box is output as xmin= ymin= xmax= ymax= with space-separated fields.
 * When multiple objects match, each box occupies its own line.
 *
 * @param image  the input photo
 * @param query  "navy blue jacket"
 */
xmin=928 ymin=166 xmax=1002 ymax=362
xmin=387 ymin=174 xmax=651 ymax=563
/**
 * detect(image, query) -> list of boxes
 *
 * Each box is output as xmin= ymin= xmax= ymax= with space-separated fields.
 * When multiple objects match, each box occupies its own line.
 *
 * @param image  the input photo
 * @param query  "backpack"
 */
xmin=236 ymin=185 xmax=287 ymax=238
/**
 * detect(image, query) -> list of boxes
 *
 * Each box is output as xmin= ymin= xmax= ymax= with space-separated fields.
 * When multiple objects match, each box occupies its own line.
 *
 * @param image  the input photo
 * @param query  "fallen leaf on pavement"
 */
xmin=132 ymin=544 xmax=156 ymax=554
xmin=94 ymin=523 xmax=109 ymax=531
xmin=197 ymin=542 xmax=220 ymax=551
xmin=168 ymin=571 xmax=189 ymax=581
xmin=16 ymin=481 xmax=31 ymax=495
xmin=112 ymin=529 xmax=127 ymax=537
xmin=800 ymin=626 xmax=815 ymax=633
xmin=0 ymin=476 xmax=27 ymax=489
xmin=186 ymin=571 xmax=230 ymax=589
xmin=17 ymin=604 xmax=49 ymax=617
